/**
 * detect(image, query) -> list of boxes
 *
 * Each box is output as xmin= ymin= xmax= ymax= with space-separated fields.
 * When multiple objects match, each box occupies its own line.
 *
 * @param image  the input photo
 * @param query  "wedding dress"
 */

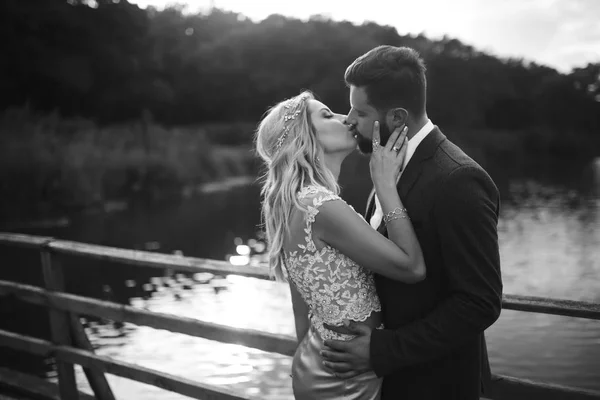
xmin=284 ymin=185 xmax=383 ymax=400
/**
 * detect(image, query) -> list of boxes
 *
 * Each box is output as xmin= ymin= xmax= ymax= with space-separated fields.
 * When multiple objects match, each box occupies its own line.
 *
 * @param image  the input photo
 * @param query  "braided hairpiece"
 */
xmin=274 ymin=95 xmax=309 ymax=154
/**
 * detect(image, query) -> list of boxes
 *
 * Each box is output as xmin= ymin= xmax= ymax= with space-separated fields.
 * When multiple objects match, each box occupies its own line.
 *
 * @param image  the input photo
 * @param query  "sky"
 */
xmin=130 ymin=0 xmax=600 ymax=73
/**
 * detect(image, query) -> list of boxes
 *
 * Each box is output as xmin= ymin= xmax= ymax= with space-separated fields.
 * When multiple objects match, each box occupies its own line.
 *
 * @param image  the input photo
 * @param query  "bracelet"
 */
xmin=383 ymin=207 xmax=409 ymax=224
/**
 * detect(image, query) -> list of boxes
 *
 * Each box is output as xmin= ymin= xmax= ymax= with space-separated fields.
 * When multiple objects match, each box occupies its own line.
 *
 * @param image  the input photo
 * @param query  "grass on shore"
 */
xmin=1 ymin=106 xmax=598 ymax=224
xmin=0 ymin=107 xmax=258 ymax=223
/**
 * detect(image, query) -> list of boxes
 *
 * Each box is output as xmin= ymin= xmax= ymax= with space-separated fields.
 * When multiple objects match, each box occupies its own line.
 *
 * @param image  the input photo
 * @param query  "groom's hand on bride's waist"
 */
xmin=321 ymin=320 xmax=373 ymax=379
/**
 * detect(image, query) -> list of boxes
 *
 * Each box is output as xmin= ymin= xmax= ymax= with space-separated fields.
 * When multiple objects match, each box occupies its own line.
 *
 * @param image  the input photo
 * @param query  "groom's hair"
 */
xmin=344 ymin=45 xmax=427 ymax=117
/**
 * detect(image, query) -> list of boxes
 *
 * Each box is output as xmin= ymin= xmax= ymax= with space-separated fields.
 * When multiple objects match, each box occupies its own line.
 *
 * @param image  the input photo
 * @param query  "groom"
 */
xmin=321 ymin=45 xmax=503 ymax=399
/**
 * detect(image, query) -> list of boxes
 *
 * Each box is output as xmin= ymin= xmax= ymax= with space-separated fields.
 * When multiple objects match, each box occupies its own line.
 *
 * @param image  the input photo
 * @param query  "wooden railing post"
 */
xmin=1 ymin=232 xmax=599 ymax=400
xmin=69 ymin=314 xmax=116 ymax=400
xmin=41 ymin=246 xmax=79 ymax=400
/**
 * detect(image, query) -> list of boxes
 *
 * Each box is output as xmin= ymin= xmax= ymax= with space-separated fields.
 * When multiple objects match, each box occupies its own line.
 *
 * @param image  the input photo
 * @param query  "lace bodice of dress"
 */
xmin=284 ymin=185 xmax=382 ymax=341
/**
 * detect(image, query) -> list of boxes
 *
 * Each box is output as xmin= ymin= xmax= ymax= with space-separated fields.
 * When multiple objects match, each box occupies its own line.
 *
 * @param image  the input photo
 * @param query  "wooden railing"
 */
xmin=0 ymin=232 xmax=599 ymax=400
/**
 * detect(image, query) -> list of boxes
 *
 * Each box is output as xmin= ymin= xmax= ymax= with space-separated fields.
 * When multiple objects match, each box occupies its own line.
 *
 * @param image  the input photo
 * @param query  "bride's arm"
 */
xmin=289 ymin=282 xmax=310 ymax=343
xmin=315 ymin=121 xmax=424 ymax=282
xmin=314 ymin=198 xmax=425 ymax=283
xmin=376 ymin=181 xmax=426 ymax=278
xmin=367 ymin=122 xmax=424 ymax=282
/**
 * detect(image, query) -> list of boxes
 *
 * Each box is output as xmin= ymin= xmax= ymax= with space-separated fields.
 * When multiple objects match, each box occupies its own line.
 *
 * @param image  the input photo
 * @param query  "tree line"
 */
xmin=1 ymin=0 xmax=599 ymax=135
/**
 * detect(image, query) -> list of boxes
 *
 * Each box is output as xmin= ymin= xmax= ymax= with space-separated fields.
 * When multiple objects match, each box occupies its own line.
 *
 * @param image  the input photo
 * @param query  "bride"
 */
xmin=254 ymin=91 xmax=425 ymax=399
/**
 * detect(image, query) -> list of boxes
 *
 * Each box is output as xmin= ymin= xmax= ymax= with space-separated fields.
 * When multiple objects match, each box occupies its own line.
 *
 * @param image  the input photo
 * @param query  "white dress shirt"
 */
xmin=369 ymin=120 xmax=435 ymax=229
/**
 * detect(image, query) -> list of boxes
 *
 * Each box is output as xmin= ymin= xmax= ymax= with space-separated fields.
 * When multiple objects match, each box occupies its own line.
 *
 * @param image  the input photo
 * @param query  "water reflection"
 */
xmin=499 ymin=180 xmax=599 ymax=301
xmin=80 ymin=174 xmax=599 ymax=398
xmin=1 ymin=158 xmax=599 ymax=398
xmin=76 ymin=276 xmax=295 ymax=399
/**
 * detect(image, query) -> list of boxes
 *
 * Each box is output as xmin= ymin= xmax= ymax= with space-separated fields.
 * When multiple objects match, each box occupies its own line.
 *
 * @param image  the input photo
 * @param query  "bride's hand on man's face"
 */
xmin=369 ymin=121 xmax=409 ymax=188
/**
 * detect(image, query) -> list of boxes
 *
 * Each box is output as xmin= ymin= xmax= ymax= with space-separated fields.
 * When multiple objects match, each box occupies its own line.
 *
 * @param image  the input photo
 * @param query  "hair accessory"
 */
xmin=274 ymin=95 xmax=309 ymax=153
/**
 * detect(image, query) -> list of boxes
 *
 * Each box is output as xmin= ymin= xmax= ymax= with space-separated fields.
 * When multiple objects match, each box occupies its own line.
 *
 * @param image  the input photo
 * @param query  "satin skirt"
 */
xmin=291 ymin=325 xmax=382 ymax=400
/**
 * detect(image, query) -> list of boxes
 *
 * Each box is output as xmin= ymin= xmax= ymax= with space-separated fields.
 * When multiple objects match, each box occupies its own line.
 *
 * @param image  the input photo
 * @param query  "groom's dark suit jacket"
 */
xmin=367 ymin=127 xmax=503 ymax=400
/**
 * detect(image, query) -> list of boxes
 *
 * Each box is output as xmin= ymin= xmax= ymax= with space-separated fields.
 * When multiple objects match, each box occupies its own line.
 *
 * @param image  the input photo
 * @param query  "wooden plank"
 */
xmin=0 ymin=233 xmax=54 ymax=250
xmin=0 ymin=233 xmax=272 ymax=279
xmin=0 ymin=330 xmax=258 ymax=400
xmin=0 ymin=367 xmax=96 ymax=400
xmin=2 ymin=233 xmax=599 ymax=320
xmin=3 ymin=281 xmax=599 ymax=400
xmin=2 ymin=329 xmax=599 ymax=400
xmin=503 ymin=294 xmax=600 ymax=320
xmin=491 ymin=373 xmax=600 ymax=400
xmin=47 ymin=239 xmax=272 ymax=280
xmin=2 ymin=278 xmax=599 ymax=357
xmin=0 ymin=280 xmax=298 ymax=357
xmin=69 ymin=315 xmax=116 ymax=400
xmin=40 ymin=251 xmax=79 ymax=400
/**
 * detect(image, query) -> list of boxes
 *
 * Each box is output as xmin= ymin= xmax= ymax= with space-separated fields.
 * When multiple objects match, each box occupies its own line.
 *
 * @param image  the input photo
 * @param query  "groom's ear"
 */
xmin=387 ymin=108 xmax=408 ymax=128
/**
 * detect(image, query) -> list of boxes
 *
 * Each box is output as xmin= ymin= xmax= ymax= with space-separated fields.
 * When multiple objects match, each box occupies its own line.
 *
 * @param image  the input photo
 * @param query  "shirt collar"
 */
xmin=403 ymin=119 xmax=434 ymax=169
xmin=408 ymin=119 xmax=434 ymax=147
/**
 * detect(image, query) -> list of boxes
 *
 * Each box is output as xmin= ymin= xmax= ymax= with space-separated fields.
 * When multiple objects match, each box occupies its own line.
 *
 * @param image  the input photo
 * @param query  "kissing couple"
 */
xmin=254 ymin=45 xmax=503 ymax=400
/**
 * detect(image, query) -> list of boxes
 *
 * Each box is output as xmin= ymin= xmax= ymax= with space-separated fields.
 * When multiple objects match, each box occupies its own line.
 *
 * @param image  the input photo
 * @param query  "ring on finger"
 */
xmin=392 ymin=145 xmax=401 ymax=152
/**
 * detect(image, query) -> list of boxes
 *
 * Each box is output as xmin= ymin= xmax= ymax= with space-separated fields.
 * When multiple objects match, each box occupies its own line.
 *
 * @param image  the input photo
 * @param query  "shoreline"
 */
xmin=2 ymin=175 xmax=258 ymax=232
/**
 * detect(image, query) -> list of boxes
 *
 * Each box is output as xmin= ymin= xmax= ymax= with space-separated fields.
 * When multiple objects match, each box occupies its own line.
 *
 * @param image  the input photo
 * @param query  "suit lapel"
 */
xmin=399 ymin=127 xmax=445 ymax=199
xmin=377 ymin=127 xmax=446 ymax=235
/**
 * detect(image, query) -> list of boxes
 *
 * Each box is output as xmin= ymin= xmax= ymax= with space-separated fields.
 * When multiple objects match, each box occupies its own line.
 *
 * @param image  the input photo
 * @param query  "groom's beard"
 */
xmin=354 ymin=123 xmax=393 ymax=155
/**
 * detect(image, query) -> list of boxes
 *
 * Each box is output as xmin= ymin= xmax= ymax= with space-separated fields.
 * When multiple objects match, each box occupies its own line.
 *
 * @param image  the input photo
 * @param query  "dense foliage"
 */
xmin=2 ymin=0 xmax=599 ymax=132
xmin=0 ymin=0 xmax=598 ymax=223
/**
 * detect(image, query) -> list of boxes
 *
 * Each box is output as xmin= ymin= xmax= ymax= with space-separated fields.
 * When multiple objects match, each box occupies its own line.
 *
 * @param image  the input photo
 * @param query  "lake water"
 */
xmin=1 ymin=153 xmax=599 ymax=399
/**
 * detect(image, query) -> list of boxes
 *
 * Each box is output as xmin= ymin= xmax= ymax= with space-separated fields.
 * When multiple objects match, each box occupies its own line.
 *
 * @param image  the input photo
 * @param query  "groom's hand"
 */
xmin=321 ymin=320 xmax=373 ymax=379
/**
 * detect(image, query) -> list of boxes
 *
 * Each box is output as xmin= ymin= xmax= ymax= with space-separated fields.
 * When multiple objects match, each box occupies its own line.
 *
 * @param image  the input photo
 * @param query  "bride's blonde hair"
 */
xmin=255 ymin=91 xmax=340 ymax=280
